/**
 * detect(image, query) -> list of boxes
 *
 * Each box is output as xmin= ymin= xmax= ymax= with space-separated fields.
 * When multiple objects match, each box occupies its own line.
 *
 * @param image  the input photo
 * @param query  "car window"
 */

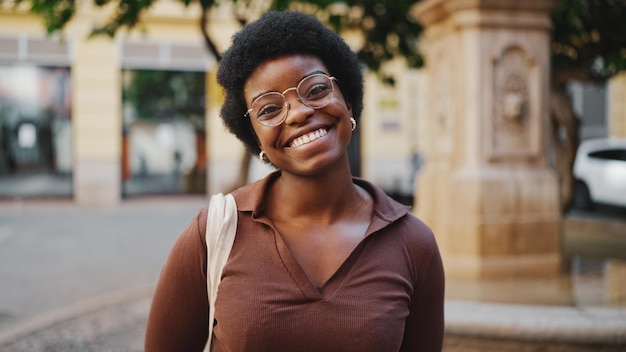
xmin=588 ymin=148 xmax=626 ymax=162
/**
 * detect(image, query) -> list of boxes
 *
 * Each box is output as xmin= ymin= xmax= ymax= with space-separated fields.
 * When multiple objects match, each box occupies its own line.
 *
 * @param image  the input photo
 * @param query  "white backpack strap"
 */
xmin=204 ymin=193 xmax=237 ymax=352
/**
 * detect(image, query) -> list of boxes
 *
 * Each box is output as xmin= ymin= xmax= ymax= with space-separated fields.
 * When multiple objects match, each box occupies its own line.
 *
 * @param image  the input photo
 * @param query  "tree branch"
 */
xmin=199 ymin=1 xmax=221 ymax=62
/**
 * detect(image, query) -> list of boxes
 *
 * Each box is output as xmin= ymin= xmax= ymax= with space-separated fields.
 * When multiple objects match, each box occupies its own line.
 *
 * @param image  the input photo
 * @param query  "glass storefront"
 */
xmin=0 ymin=64 xmax=72 ymax=198
xmin=121 ymin=69 xmax=206 ymax=197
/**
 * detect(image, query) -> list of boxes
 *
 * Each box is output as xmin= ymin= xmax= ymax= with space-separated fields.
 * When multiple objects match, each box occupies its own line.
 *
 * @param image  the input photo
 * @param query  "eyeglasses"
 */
xmin=244 ymin=73 xmax=337 ymax=127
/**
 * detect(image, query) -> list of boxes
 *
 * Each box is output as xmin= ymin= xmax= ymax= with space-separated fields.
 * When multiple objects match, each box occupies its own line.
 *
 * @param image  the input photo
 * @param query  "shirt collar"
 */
xmin=232 ymin=171 xmax=410 ymax=224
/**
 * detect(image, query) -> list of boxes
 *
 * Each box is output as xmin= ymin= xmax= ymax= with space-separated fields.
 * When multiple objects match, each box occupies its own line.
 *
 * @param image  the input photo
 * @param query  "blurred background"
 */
xmin=0 ymin=0 xmax=624 ymax=351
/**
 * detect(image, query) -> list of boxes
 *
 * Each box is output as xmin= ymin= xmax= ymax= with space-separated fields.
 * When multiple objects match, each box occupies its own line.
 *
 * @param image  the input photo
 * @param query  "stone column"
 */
xmin=412 ymin=0 xmax=561 ymax=279
xmin=70 ymin=8 xmax=122 ymax=207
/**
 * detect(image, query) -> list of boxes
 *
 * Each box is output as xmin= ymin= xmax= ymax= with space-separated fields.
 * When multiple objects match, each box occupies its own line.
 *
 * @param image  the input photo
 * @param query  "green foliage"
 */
xmin=123 ymin=70 xmax=206 ymax=126
xmin=348 ymin=1 xmax=424 ymax=69
xmin=12 ymin=0 xmax=76 ymax=34
xmin=7 ymin=0 xmax=626 ymax=83
xmin=89 ymin=0 xmax=157 ymax=37
xmin=122 ymin=70 xmax=205 ymax=118
xmin=269 ymin=0 xmax=423 ymax=84
xmin=551 ymin=0 xmax=626 ymax=80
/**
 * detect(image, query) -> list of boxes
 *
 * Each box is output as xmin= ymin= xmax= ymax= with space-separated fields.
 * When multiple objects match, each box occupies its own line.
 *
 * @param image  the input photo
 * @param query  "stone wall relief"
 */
xmin=490 ymin=45 xmax=539 ymax=161
xmin=502 ymin=74 xmax=529 ymax=128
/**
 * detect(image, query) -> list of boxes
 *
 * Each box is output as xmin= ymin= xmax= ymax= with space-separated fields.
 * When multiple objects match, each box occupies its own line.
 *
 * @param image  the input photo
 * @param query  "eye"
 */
xmin=256 ymin=103 xmax=283 ymax=120
xmin=304 ymin=83 xmax=332 ymax=100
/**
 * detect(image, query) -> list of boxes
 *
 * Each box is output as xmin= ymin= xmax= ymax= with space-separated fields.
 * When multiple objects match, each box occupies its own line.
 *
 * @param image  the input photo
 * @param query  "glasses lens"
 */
xmin=298 ymin=74 xmax=334 ymax=108
xmin=250 ymin=92 xmax=287 ymax=126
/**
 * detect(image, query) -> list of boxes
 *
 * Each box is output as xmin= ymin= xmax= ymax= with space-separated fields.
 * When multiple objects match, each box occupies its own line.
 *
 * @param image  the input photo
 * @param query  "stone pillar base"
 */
xmin=443 ymin=253 xmax=561 ymax=279
xmin=417 ymin=166 xmax=562 ymax=279
xmin=75 ymin=160 xmax=121 ymax=207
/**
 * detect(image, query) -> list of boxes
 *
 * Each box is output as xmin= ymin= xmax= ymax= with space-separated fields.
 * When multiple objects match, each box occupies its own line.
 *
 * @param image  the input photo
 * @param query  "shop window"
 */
xmin=121 ymin=69 xmax=206 ymax=197
xmin=0 ymin=64 xmax=72 ymax=198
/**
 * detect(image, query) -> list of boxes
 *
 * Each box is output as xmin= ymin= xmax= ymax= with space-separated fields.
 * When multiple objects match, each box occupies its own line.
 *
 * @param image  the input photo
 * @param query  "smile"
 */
xmin=290 ymin=128 xmax=328 ymax=148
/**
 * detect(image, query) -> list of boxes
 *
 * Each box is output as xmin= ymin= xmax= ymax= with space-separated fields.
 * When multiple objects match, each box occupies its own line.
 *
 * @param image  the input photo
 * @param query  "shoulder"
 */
xmin=355 ymin=177 xmax=436 ymax=246
xmin=356 ymin=177 xmax=439 ymax=259
xmin=391 ymin=207 xmax=434 ymax=237
xmin=373 ymin=211 xmax=443 ymax=292
xmin=178 ymin=207 xmax=209 ymax=250
xmin=392 ymin=212 xmax=438 ymax=252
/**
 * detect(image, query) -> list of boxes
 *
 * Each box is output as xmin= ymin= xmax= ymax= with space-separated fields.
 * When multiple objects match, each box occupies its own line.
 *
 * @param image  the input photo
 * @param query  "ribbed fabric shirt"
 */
xmin=145 ymin=172 xmax=445 ymax=352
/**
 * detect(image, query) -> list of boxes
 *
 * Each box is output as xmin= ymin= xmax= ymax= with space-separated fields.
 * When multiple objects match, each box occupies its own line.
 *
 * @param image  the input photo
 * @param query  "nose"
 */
xmin=283 ymin=92 xmax=314 ymax=125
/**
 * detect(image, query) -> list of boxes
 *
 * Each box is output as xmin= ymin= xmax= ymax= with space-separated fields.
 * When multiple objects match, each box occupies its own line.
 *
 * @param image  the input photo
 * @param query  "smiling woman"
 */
xmin=145 ymin=10 xmax=445 ymax=352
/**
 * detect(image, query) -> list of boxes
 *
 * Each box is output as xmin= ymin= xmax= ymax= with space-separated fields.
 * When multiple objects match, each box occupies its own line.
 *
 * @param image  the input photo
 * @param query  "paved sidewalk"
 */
xmin=0 ymin=196 xmax=208 ymax=350
xmin=0 ymin=295 xmax=150 ymax=352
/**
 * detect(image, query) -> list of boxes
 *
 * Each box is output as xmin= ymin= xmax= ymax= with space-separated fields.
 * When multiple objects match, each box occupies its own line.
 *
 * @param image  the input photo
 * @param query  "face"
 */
xmin=244 ymin=55 xmax=353 ymax=176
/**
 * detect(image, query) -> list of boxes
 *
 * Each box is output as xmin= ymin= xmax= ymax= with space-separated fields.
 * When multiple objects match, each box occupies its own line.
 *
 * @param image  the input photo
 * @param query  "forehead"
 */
xmin=244 ymin=55 xmax=328 ymax=96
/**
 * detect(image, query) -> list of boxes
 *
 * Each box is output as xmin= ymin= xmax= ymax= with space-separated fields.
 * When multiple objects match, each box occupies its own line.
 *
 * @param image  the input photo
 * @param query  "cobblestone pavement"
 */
xmin=1 ymin=297 xmax=150 ymax=352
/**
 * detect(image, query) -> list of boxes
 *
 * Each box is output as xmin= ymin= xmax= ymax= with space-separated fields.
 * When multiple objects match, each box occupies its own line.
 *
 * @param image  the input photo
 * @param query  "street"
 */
xmin=0 ymin=197 xmax=207 ymax=347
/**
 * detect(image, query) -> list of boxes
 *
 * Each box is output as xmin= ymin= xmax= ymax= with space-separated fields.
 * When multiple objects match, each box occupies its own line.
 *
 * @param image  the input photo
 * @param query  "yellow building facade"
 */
xmin=0 ymin=2 xmax=421 ymax=207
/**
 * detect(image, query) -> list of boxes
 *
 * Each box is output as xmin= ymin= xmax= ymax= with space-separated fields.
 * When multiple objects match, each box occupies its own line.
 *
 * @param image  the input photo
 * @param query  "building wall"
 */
xmin=568 ymin=74 xmax=626 ymax=141
xmin=362 ymin=60 xmax=427 ymax=197
xmin=609 ymin=72 xmax=626 ymax=138
xmin=568 ymin=81 xmax=608 ymax=140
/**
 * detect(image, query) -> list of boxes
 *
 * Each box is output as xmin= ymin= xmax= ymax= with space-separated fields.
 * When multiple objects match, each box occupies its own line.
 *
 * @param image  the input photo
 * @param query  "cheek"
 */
xmin=328 ymin=99 xmax=352 ymax=120
xmin=329 ymin=93 xmax=351 ymax=114
xmin=251 ymin=123 xmax=278 ymax=150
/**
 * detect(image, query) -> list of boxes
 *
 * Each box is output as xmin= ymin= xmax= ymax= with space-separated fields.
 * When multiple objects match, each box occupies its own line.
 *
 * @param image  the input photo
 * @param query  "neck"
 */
xmin=269 ymin=164 xmax=362 ymax=223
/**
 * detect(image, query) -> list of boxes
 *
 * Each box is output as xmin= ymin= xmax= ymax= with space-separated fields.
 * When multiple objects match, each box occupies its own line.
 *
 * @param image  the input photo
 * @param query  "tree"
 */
xmin=550 ymin=0 xmax=626 ymax=210
xmin=4 ymin=0 xmax=626 ymax=208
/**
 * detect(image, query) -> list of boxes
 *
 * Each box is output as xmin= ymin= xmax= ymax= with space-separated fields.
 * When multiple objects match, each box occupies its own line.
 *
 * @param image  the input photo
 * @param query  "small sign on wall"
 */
xmin=378 ymin=98 xmax=402 ymax=131
xmin=380 ymin=119 xmax=402 ymax=131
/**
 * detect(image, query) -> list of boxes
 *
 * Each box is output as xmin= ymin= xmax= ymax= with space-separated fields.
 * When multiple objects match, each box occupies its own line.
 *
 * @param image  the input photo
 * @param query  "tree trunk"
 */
xmin=199 ymin=3 xmax=222 ymax=61
xmin=549 ymin=85 xmax=581 ymax=212
xmin=197 ymin=3 xmax=252 ymax=193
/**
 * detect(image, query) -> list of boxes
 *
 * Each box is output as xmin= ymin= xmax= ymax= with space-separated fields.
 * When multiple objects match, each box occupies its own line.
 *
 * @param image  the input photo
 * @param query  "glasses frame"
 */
xmin=244 ymin=73 xmax=337 ymax=127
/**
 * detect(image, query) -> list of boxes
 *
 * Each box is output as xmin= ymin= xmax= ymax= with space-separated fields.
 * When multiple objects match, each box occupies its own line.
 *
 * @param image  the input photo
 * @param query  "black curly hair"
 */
xmin=216 ymin=10 xmax=364 ymax=155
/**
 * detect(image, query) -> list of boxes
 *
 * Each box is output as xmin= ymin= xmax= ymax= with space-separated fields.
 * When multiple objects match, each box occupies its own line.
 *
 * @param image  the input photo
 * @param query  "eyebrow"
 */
xmin=249 ymin=69 xmax=329 ymax=104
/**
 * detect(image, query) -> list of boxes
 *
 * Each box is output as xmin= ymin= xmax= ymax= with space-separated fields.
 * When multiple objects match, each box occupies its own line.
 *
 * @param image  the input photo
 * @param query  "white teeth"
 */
xmin=290 ymin=128 xmax=327 ymax=148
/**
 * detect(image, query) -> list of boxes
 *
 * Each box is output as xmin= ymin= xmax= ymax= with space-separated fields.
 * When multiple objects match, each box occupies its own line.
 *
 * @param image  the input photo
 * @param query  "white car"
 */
xmin=572 ymin=137 xmax=626 ymax=209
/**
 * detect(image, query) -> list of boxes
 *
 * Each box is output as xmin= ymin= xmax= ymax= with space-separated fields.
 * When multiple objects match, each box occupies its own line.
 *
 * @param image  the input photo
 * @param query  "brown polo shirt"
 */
xmin=145 ymin=172 xmax=444 ymax=352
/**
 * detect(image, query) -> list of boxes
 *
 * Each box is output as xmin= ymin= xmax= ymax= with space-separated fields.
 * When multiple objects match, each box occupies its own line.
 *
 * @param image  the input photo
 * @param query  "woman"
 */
xmin=145 ymin=10 xmax=444 ymax=352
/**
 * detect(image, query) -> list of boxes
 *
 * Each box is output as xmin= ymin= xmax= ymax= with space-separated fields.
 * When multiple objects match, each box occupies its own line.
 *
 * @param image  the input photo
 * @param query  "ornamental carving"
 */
xmin=501 ymin=74 xmax=528 ymax=127
xmin=491 ymin=46 xmax=537 ymax=159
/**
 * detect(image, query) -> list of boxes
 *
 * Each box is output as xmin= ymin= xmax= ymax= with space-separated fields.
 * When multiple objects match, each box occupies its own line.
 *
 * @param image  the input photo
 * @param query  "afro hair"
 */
xmin=216 ymin=10 xmax=364 ymax=155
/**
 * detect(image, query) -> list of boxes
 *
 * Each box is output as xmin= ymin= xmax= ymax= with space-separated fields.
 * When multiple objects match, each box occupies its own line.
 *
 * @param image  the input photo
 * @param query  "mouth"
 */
xmin=289 ymin=127 xmax=329 ymax=148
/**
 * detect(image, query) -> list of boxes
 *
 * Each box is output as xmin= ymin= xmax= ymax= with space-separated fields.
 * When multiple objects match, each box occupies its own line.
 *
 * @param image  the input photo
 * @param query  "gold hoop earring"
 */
xmin=259 ymin=150 xmax=270 ymax=164
xmin=350 ymin=117 xmax=357 ymax=131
